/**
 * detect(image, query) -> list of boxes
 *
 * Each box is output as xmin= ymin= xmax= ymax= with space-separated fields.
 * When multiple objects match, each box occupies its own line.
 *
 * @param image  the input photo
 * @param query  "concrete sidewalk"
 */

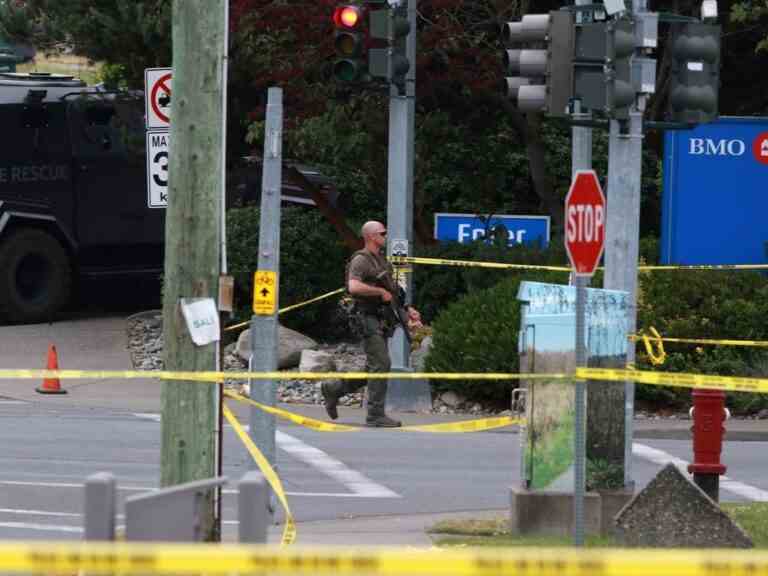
xmin=221 ymin=510 xmax=508 ymax=546
xmin=0 ymin=316 xmax=161 ymax=412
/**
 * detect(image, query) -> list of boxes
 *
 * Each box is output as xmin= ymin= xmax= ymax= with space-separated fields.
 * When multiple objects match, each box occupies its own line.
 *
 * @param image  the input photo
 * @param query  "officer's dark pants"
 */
xmin=325 ymin=314 xmax=391 ymax=418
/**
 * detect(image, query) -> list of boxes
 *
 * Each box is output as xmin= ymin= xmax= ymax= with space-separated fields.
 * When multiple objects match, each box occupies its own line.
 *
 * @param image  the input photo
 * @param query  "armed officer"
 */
xmin=321 ymin=221 xmax=421 ymax=428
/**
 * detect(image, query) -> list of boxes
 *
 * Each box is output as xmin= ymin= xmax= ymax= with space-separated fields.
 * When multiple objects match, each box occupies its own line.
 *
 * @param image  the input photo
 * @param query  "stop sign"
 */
xmin=564 ymin=170 xmax=606 ymax=276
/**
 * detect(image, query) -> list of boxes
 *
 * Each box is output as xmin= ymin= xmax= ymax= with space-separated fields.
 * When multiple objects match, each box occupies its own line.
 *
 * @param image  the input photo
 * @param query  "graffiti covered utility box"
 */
xmin=517 ymin=281 xmax=630 ymax=491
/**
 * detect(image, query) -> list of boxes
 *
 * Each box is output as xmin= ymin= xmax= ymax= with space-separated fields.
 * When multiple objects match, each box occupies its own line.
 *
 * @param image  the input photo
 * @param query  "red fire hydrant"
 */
xmin=688 ymin=388 xmax=728 ymax=501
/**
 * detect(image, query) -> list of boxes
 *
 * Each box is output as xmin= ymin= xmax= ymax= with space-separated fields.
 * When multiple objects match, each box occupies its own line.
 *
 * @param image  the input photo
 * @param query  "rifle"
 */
xmin=375 ymin=270 xmax=412 ymax=344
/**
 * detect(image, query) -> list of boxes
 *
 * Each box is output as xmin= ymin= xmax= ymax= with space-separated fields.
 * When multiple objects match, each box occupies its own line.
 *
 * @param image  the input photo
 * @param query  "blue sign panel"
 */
xmin=661 ymin=117 xmax=768 ymax=265
xmin=434 ymin=213 xmax=550 ymax=247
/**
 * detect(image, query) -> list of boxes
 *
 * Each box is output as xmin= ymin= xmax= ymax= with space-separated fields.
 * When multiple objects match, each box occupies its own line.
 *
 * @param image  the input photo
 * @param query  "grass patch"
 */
xmin=17 ymin=53 xmax=101 ymax=85
xmin=428 ymin=517 xmax=617 ymax=548
xmin=722 ymin=502 xmax=768 ymax=548
xmin=430 ymin=504 xmax=768 ymax=549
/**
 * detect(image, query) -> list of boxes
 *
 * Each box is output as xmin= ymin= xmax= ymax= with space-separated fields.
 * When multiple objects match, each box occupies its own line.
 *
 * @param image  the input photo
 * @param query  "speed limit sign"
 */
xmin=146 ymin=131 xmax=170 ymax=208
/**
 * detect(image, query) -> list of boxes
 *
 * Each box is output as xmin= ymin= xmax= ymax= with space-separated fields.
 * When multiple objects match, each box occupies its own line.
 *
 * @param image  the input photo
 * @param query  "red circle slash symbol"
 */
xmin=150 ymin=73 xmax=172 ymax=126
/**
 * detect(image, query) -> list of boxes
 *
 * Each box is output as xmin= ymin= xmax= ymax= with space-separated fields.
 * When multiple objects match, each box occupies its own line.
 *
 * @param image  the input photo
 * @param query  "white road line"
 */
xmin=133 ymin=412 xmax=161 ymax=421
xmin=633 ymin=442 xmax=768 ymax=501
xmin=0 ymin=508 xmax=80 ymax=518
xmin=276 ymin=430 xmax=399 ymax=498
xmin=0 ymin=522 xmax=82 ymax=534
xmin=133 ymin=413 xmax=400 ymax=499
xmin=0 ymin=400 xmax=26 ymax=405
xmin=0 ymin=480 xmax=393 ymax=499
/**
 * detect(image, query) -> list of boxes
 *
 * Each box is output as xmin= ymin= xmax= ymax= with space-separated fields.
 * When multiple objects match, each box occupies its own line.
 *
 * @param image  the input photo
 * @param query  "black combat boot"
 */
xmin=365 ymin=414 xmax=402 ymax=428
xmin=321 ymin=382 xmax=340 ymax=420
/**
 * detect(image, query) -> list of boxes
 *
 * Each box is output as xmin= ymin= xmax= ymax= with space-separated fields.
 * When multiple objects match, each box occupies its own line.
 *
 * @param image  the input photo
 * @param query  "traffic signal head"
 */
xmin=571 ymin=17 xmax=637 ymax=119
xmin=368 ymin=5 xmax=411 ymax=91
xmin=333 ymin=4 xmax=367 ymax=83
xmin=501 ymin=11 xmax=573 ymax=116
xmin=666 ymin=22 xmax=720 ymax=124
xmin=605 ymin=19 xmax=637 ymax=118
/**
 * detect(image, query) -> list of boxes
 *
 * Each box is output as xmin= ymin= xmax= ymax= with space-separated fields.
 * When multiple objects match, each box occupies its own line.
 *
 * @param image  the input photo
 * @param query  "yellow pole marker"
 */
xmin=253 ymin=270 xmax=278 ymax=315
xmin=577 ymin=367 xmax=768 ymax=394
xmin=222 ymin=403 xmax=296 ymax=545
xmin=225 ymin=391 xmax=526 ymax=433
xmin=2 ymin=542 xmax=768 ymax=576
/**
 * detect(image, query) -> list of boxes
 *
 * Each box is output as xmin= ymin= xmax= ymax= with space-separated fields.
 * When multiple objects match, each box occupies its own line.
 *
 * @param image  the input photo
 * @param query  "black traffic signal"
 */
xmin=369 ymin=5 xmax=411 ymax=92
xmin=501 ymin=11 xmax=574 ymax=116
xmin=333 ymin=4 xmax=368 ymax=83
xmin=605 ymin=18 xmax=637 ymax=119
xmin=571 ymin=17 xmax=637 ymax=119
xmin=666 ymin=22 xmax=721 ymax=124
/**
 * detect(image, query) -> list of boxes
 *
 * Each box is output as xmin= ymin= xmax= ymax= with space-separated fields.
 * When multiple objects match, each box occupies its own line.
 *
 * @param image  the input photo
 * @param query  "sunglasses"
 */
xmin=376 ymin=230 xmax=387 ymax=237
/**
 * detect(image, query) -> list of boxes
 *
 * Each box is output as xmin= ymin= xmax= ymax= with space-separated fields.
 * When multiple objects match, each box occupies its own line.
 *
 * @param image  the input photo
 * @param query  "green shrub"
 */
xmin=412 ymin=238 xmax=570 ymax=324
xmin=425 ymin=270 xmax=565 ymax=408
xmin=636 ymin=269 xmax=768 ymax=413
xmin=227 ymin=205 xmax=350 ymax=340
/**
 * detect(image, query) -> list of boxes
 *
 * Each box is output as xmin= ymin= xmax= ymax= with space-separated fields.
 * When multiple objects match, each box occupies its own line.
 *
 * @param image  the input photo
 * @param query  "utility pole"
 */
xmin=249 ymin=87 xmax=283 ymax=474
xmin=571 ymin=0 xmax=593 ymax=541
xmin=386 ymin=0 xmax=430 ymax=410
xmin=603 ymin=0 xmax=653 ymax=488
xmin=160 ymin=0 xmax=226 ymax=541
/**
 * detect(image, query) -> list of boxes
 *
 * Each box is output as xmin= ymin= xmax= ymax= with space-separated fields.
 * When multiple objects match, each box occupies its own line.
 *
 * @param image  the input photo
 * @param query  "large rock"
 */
xmin=299 ymin=349 xmax=336 ymax=373
xmin=236 ymin=326 xmax=317 ymax=369
xmin=614 ymin=463 xmax=753 ymax=548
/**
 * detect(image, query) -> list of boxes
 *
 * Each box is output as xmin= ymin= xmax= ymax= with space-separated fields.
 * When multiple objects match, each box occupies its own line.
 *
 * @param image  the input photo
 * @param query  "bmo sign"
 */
xmin=565 ymin=170 xmax=605 ymax=276
xmin=662 ymin=117 xmax=768 ymax=265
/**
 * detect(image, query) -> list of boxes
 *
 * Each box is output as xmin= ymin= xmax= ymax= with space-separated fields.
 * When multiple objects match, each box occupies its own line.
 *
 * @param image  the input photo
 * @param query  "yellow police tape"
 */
xmin=391 ymin=256 xmax=572 ymax=272
xmin=224 ymin=288 xmax=346 ymax=333
xmin=0 ymin=369 xmax=567 ymax=382
xmin=391 ymin=255 xmax=768 ymax=273
xmin=1 ymin=541 xmax=768 ymax=576
xmin=632 ymin=333 xmax=768 ymax=349
xmin=576 ymin=367 xmax=768 ymax=394
xmin=639 ymin=327 xmax=666 ymax=366
xmin=5 ymin=366 xmax=768 ymax=395
xmin=224 ymin=391 xmax=523 ymax=433
xmin=221 ymin=403 xmax=296 ymax=545
xmin=638 ymin=263 xmax=768 ymax=271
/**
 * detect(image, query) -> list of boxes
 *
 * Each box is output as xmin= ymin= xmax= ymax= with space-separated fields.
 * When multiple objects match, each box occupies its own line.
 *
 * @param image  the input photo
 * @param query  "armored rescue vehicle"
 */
xmin=0 ymin=72 xmax=339 ymax=324
xmin=0 ymin=72 xmax=164 ymax=323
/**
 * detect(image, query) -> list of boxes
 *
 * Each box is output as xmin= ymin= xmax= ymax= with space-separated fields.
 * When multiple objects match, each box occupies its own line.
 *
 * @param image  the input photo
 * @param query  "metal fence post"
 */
xmin=238 ymin=471 xmax=269 ymax=543
xmin=84 ymin=472 xmax=116 ymax=541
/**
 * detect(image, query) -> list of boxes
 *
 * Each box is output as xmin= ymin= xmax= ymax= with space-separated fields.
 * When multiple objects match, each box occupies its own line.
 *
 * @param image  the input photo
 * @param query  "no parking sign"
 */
xmin=144 ymin=68 xmax=172 ymax=130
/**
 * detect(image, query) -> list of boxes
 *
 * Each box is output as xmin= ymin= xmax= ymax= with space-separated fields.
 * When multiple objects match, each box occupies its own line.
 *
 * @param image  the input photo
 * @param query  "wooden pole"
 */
xmin=160 ymin=0 xmax=225 ymax=541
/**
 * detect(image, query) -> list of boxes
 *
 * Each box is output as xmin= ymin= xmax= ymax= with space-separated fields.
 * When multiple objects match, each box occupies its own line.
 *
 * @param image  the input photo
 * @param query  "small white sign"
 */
xmin=687 ymin=61 xmax=705 ymax=72
xmin=144 ymin=67 xmax=173 ymax=130
xmin=181 ymin=298 xmax=220 ymax=346
xmin=390 ymin=238 xmax=409 ymax=257
xmin=146 ymin=131 xmax=169 ymax=208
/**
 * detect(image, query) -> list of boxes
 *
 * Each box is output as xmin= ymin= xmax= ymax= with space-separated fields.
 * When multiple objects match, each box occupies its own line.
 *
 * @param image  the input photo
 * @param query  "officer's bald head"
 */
xmin=362 ymin=221 xmax=386 ymax=239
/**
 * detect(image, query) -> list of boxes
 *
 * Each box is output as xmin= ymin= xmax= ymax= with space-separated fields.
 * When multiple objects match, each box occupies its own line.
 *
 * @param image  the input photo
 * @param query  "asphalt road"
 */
xmin=1 ymin=400 xmax=767 ymax=541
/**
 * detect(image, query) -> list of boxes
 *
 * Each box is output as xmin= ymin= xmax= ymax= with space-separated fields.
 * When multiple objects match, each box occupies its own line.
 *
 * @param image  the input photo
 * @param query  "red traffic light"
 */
xmin=333 ymin=5 xmax=361 ymax=29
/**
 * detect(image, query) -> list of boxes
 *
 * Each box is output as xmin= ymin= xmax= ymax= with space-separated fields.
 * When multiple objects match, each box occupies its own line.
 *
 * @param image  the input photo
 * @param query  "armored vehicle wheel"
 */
xmin=0 ymin=229 xmax=72 ymax=323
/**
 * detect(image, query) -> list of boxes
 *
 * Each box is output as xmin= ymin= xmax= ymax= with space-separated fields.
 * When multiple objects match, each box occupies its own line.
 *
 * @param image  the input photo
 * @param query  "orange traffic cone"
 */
xmin=36 ymin=344 xmax=67 ymax=394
